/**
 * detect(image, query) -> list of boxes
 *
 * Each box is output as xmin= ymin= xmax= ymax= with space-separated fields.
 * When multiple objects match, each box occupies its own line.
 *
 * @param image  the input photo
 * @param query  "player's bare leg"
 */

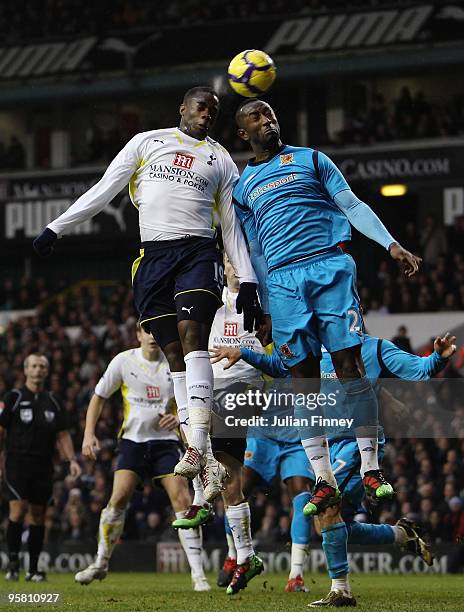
xmin=330 ymin=346 xmax=393 ymax=501
xmin=309 ymin=505 xmax=356 ymax=607
xmin=75 ymin=469 xmax=137 ymax=585
xmin=161 ymin=474 xmax=210 ymax=592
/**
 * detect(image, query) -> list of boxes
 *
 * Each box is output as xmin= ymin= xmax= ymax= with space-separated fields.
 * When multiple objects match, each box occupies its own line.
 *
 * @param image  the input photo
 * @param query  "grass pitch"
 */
xmin=0 ymin=572 xmax=461 ymax=611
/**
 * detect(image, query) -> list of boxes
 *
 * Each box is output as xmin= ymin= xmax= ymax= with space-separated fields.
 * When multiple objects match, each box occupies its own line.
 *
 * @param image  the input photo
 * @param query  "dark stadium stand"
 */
xmin=0 ymin=0 xmax=463 ymax=595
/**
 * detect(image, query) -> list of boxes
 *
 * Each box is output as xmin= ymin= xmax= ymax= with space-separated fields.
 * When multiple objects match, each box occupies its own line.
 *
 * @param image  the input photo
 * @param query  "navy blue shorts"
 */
xmin=132 ymin=237 xmax=224 ymax=330
xmin=116 ymin=438 xmax=184 ymax=481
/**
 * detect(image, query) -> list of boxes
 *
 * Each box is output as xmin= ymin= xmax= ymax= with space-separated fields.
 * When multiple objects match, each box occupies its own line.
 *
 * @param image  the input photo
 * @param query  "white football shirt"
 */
xmin=47 ymin=127 xmax=256 ymax=283
xmin=94 ymin=347 xmax=176 ymax=443
xmin=209 ymin=287 xmax=265 ymax=381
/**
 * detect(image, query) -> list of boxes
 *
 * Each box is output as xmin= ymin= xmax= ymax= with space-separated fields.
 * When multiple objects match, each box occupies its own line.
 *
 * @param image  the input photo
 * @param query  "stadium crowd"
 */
xmin=338 ymin=89 xmax=464 ymax=146
xmin=1 ymin=0 xmax=432 ymax=43
xmin=1 ymin=273 xmax=463 ymax=550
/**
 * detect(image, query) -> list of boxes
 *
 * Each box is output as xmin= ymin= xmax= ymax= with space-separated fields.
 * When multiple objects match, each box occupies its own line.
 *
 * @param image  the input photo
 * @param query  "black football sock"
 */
xmin=28 ymin=525 xmax=45 ymax=574
xmin=7 ymin=520 xmax=23 ymax=566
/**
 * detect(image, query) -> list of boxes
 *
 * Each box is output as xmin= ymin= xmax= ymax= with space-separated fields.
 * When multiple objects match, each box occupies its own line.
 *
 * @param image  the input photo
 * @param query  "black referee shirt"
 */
xmin=0 ymin=386 xmax=68 ymax=460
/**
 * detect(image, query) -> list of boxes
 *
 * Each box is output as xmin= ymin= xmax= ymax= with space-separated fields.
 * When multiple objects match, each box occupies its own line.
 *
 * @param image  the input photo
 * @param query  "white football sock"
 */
xmin=392 ymin=525 xmax=408 ymax=545
xmin=289 ymin=543 xmax=308 ymax=579
xmin=175 ymin=511 xmax=205 ymax=578
xmin=171 ymin=370 xmax=211 ymax=504
xmin=171 ymin=371 xmax=190 ymax=441
xmin=192 ymin=476 xmax=206 ymax=507
xmin=226 ymin=502 xmax=254 ymax=565
xmin=185 ymin=351 xmax=213 ymax=453
xmin=332 ymin=576 xmax=351 ymax=594
xmin=95 ymin=505 xmax=126 ymax=567
xmin=301 ymin=436 xmax=336 ymax=487
xmin=355 ymin=428 xmax=380 ymax=476
xmin=226 ymin=531 xmax=237 ymax=560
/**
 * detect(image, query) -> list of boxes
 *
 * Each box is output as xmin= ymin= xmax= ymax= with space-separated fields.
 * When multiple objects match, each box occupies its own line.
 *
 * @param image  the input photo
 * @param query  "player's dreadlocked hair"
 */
xmin=183 ymin=86 xmax=218 ymax=102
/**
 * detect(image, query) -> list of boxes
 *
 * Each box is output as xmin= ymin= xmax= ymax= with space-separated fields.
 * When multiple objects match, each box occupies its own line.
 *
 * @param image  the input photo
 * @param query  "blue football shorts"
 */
xmin=244 ymin=436 xmax=312 ymax=483
xmin=268 ymin=249 xmax=363 ymax=366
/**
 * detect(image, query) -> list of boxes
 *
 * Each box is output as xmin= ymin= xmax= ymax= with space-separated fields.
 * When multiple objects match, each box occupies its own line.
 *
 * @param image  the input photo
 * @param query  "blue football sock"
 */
xmin=291 ymin=491 xmax=311 ymax=545
xmin=341 ymin=375 xmax=378 ymax=431
xmin=348 ymin=521 xmax=395 ymax=545
xmin=321 ymin=522 xmax=349 ymax=578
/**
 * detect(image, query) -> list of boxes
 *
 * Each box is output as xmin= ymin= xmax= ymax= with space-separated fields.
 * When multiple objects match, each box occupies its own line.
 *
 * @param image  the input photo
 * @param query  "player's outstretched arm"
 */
xmin=380 ymin=333 xmax=455 ymax=380
xmin=33 ymin=136 xmax=141 ymax=256
xmin=241 ymin=346 xmax=289 ymax=378
xmin=209 ymin=346 xmax=242 ymax=370
xmin=235 ymin=202 xmax=270 ymax=314
xmin=216 ymin=159 xmax=262 ymax=331
xmin=334 ymin=189 xmax=422 ymax=277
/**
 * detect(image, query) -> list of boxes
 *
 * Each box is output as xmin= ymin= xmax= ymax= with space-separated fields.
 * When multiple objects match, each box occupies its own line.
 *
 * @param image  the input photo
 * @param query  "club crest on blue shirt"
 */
xmin=279 ymin=153 xmax=294 ymax=165
xmin=44 ymin=410 xmax=55 ymax=423
xmin=20 ymin=408 xmax=33 ymax=423
xmin=279 ymin=343 xmax=295 ymax=359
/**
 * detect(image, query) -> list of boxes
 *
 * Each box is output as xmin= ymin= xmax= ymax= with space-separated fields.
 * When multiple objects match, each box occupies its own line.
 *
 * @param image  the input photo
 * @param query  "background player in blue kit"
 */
xmin=233 ymin=99 xmax=421 ymax=515
xmin=212 ymin=330 xmax=456 ymax=606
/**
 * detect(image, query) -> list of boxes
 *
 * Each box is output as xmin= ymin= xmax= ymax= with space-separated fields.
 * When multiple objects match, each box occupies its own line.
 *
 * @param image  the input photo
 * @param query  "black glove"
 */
xmin=236 ymin=282 xmax=263 ymax=332
xmin=33 ymin=228 xmax=57 ymax=257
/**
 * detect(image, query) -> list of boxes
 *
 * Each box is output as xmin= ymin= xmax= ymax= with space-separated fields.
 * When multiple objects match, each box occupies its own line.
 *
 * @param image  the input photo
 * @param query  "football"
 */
xmin=227 ymin=49 xmax=276 ymax=97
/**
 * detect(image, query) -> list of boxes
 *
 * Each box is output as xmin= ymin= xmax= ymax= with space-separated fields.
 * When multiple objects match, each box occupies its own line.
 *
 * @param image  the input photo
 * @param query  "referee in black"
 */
xmin=0 ymin=353 xmax=81 ymax=582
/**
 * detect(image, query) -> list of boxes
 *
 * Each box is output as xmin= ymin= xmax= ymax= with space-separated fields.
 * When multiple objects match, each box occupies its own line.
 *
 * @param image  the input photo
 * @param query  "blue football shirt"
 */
xmin=233 ymin=145 xmax=351 ymax=270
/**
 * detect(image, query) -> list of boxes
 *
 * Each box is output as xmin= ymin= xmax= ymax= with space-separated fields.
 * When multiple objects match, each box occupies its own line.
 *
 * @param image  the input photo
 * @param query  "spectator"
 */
xmin=391 ymin=325 xmax=413 ymax=354
xmin=443 ymin=497 xmax=464 ymax=543
xmin=4 ymin=136 xmax=25 ymax=169
xmin=420 ymin=215 xmax=447 ymax=268
xmin=140 ymin=512 xmax=164 ymax=543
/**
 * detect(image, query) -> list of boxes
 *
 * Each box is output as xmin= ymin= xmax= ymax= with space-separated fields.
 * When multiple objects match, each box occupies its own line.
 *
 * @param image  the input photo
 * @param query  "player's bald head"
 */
xmin=235 ymin=99 xmax=270 ymax=127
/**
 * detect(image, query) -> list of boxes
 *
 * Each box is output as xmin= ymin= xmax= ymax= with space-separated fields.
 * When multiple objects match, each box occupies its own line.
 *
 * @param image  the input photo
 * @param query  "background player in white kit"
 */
xmin=74 ymin=325 xmax=210 ymax=592
xmin=33 ymin=86 xmax=261 ymax=499
xmin=207 ymin=258 xmax=313 ymax=594
xmin=175 ymin=256 xmax=265 ymax=594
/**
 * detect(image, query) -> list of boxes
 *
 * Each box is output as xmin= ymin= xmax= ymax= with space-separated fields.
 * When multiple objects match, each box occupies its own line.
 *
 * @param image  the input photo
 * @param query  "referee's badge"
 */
xmin=20 ymin=408 xmax=33 ymax=423
xmin=44 ymin=411 xmax=55 ymax=423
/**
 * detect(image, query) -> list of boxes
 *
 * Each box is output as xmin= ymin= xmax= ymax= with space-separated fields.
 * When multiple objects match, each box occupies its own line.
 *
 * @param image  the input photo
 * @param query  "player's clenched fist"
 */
xmin=389 ymin=242 xmax=422 ymax=277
